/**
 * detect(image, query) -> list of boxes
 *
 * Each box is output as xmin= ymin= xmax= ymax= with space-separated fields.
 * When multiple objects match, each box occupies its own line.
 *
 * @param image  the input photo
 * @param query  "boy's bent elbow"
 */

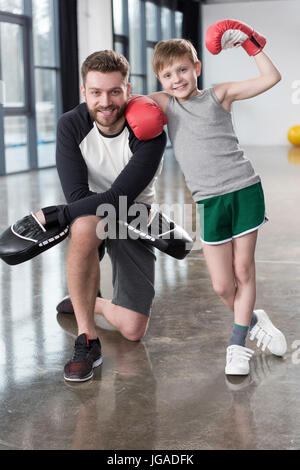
xmin=270 ymin=68 xmax=282 ymax=85
xmin=274 ymin=72 xmax=282 ymax=84
xmin=263 ymin=72 xmax=281 ymax=90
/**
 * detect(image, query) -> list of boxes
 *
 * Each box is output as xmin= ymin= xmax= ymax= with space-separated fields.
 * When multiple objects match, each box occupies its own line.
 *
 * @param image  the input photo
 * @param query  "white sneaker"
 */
xmin=249 ymin=309 xmax=287 ymax=356
xmin=225 ymin=345 xmax=254 ymax=375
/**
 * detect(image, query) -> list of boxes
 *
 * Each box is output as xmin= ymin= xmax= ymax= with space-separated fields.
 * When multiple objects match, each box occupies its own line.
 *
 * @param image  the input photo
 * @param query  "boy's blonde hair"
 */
xmin=152 ymin=39 xmax=199 ymax=76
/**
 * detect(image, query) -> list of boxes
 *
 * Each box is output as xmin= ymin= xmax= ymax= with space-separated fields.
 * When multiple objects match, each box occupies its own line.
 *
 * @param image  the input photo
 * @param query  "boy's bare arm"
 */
xmin=147 ymin=92 xmax=170 ymax=113
xmin=215 ymin=51 xmax=281 ymax=107
xmin=130 ymin=91 xmax=169 ymax=113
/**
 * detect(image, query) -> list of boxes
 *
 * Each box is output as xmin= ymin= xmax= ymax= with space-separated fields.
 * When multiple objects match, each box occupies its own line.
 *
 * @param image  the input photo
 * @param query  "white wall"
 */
xmin=202 ymin=0 xmax=300 ymax=145
xmin=77 ymin=0 xmax=113 ymax=88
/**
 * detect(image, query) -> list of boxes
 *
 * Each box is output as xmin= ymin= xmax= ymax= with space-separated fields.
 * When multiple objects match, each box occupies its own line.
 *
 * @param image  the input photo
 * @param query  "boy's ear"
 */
xmin=195 ymin=60 xmax=202 ymax=77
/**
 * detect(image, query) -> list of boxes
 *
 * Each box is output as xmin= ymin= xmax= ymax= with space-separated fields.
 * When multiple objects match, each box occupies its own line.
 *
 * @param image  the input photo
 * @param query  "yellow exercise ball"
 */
xmin=287 ymin=125 xmax=300 ymax=146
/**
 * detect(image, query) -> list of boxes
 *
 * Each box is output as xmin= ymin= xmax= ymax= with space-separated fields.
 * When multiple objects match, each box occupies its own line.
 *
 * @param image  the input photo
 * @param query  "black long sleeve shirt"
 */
xmin=54 ymin=103 xmax=166 ymax=226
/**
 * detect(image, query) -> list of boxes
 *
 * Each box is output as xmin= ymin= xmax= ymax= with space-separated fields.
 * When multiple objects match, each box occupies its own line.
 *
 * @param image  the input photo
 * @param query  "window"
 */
xmin=128 ymin=0 xmax=145 ymax=94
xmin=32 ymin=0 xmax=60 ymax=169
xmin=112 ymin=0 xmax=183 ymax=95
xmin=0 ymin=0 xmax=23 ymax=15
xmin=0 ymin=0 xmax=61 ymax=175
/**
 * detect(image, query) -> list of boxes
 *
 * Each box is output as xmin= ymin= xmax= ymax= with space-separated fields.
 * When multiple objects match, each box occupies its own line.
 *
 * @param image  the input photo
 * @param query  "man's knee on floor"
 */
xmin=121 ymin=317 xmax=149 ymax=342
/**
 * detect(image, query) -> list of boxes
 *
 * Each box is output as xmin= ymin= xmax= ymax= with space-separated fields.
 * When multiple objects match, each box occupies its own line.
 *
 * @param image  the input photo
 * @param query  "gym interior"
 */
xmin=0 ymin=0 xmax=299 ymax=451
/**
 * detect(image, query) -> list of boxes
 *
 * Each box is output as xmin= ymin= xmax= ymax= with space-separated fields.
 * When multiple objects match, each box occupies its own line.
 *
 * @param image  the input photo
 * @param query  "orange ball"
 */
xmin=287 ymin=126 xmax=300 ymax=146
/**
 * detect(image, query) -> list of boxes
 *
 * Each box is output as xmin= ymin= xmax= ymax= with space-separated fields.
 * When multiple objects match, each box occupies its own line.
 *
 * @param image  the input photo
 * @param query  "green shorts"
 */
xmin=196 ymin=182 xmax=268 ymax=245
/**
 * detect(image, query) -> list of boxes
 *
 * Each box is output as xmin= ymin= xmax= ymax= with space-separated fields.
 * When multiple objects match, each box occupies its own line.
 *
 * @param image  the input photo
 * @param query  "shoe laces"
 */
xmin=72 ymin=341 xmax=90 ymax=362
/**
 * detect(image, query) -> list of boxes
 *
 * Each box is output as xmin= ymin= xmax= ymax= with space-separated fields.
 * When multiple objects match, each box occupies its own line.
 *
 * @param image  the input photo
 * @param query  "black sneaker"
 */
xmin=56 ymin=290 xmax=102 ymax=314
xmin=64 ymin=333 xmax=102 ymax=382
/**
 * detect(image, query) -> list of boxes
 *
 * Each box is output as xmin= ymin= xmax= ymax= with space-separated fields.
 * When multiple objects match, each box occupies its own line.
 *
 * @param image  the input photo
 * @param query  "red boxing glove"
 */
xmin=125 ymin=96 xmax=167 ymax=141
xmin=205 ymin=19 xmax=266 ymax=56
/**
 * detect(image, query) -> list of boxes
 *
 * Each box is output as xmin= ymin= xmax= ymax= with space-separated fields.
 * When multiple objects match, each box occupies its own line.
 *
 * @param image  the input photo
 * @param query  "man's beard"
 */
xmin=88 ymin=104 xmax=127 ymax=128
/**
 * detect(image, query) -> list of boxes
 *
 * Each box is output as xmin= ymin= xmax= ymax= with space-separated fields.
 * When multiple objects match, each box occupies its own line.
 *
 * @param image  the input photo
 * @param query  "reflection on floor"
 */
xmin=0 ymin=146 xmax=300 ymax=450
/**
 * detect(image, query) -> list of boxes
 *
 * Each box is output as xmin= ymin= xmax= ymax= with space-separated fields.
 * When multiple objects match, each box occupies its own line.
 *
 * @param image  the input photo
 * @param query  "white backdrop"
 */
xmin=77 ymin=0 xmax=113 ymax=90
xmin=202 ymin=0 xmax=300 ymax=145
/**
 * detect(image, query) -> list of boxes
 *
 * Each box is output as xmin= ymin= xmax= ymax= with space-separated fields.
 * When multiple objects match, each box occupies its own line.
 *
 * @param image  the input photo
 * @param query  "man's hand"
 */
xmin=35 ymin=209 xmax=46 ymax=226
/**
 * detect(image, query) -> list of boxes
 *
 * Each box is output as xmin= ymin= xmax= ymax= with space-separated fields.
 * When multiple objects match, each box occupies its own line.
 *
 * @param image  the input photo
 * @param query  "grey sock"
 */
xmin=229 ymin=323 xmax=249 ymax=347
xmin=249 ymin=312 xmax=258 ymax=330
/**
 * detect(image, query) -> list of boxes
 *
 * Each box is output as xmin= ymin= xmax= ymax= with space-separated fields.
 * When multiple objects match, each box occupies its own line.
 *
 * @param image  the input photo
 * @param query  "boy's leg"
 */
xmin=202 ymin=240 xmax=236 ymax=311
xmin=202 ymin=231 xmax=257 ymax=326
xmin=202 ymin=234 xmax=257 ymax=375
xmin=202 ymin=234 xmax=255 ymax=356
xmin=232 ymin=230 xmax=258 ymax=327
xmin=203 ymin=230 xmax=286 ymax=359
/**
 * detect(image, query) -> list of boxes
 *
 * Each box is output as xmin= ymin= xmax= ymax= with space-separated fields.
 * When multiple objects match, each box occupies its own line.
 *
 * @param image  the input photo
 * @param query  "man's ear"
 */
xmin=80 ymin=85 xmax=87 ymax=101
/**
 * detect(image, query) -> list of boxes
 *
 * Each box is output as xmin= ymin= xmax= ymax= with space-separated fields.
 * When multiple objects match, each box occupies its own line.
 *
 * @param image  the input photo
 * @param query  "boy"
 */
xmin=148 ymin=20 xmax=287 ymax=375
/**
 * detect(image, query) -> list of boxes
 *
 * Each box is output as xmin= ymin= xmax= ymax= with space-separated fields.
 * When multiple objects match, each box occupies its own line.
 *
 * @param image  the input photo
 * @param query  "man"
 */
xmin=54 ymin=50 xmax=166 ymax=382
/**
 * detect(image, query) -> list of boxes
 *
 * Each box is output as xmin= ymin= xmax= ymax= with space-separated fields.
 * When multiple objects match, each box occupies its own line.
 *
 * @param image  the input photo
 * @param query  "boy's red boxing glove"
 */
xmin=205 ymin=19 xmax=266 ymax=57
xmin=125 ymin=96 xmax=167 ymax=141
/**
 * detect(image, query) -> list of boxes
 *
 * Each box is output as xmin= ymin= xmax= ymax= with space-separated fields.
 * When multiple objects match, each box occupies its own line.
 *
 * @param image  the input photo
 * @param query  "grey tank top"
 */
xmin=166 ymin=87 xmax=261 ymax=202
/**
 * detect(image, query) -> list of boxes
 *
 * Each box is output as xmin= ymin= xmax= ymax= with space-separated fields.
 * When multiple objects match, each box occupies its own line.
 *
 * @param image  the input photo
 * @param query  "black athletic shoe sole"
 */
xmin=64 ymin=357 xmax=103 ymax=382
xmin=56 ymin=290 xmax=102 ymax=314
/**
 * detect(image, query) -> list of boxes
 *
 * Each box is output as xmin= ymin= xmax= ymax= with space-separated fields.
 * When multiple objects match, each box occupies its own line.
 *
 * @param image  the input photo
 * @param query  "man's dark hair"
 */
xmin=81 ymin=50 xmax=130 ymax=85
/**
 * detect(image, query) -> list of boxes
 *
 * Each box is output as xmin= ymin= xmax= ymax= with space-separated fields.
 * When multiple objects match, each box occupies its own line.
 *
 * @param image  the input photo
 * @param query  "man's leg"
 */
xmin=66 ymin=215 xmax=103 ymax=339
xmin=64 ymin=216 xmax=152 ymax=382
xmin=95 ymin=299 xmax=149 ymax=341
xmin=66 ymin=216 xmax=152 ymax=342
xmin=95 ymin=236 xmax=155 ymax=342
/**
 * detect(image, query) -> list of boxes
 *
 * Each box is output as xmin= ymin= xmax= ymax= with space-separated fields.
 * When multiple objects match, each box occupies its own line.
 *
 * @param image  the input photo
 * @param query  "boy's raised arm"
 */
xmin=206 ymin=20 xmax=281 ymax=105
xmin=215 ymin=52 xmax=281 ymax=104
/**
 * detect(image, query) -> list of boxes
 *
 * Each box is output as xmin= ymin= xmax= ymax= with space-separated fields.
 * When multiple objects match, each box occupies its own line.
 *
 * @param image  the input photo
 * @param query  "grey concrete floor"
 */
xmin=0 ymin=146 xmax=300 ymax=450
